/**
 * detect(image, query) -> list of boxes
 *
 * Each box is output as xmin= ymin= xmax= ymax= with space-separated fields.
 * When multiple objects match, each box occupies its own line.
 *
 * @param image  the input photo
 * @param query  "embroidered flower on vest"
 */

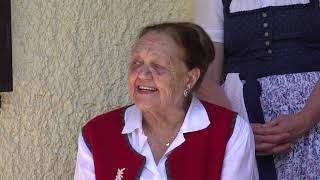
xmin=115 ymin=168 xmax=126 ymax=180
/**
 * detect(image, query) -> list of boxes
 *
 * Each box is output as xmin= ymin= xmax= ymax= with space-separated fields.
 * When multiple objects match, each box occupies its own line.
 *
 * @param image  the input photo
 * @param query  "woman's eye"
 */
xmin=131 ymin=60 xmax=142 ymax=66
xmin=152 ymin=63 xmax=168 ymax=74
xmin=129 ymin=60 xmax=143 ymax=72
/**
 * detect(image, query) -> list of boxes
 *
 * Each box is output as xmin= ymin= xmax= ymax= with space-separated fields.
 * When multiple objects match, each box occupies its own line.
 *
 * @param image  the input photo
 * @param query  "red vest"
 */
xmin=82 ymin=101 xmax=235 ymax=180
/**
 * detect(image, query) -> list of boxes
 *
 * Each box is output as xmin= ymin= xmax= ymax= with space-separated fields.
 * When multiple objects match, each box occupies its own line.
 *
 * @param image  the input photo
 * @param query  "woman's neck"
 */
xmin=142 ymin=106 xmax=188 ymax=164
xmin=141 ymin=98 xmax=190 ymax=131
xmin=142 ymin=109 xmax=184 ymax=131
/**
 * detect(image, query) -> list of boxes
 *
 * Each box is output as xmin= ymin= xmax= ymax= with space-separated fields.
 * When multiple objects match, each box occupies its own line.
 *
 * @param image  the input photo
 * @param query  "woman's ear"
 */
xmin=187 ymin=67 xmax=201 ymax=89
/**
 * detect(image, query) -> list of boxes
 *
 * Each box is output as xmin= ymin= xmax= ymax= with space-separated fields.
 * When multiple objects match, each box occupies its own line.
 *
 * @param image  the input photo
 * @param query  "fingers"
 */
xmin=251 ymin=123 xmax=284 ymax=135
xmin=251 ymin=120 xmax=278 ymax=129
xmin=252 ymin=115 xmax=295 ymax=156
xmin=254 ymin=133 xmax=290 ymax=144
xmin=271 ymin=143 xmax=292 ymax=154
xmin=251 ymin=115 xmax=287 ymax=134
xmin=263 ymin=120 xmax=279 ymax=128
xmin=255 ymin=142 xmax=276 ymax=152
xmin=252 ymin=126 xmax=282 ymax=136
xmin=256 ymin=143 xmax=292 ymax=156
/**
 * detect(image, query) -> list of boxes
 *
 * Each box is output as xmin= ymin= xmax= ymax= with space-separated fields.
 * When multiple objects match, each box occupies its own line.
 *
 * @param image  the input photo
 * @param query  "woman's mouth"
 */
xmin=137 ymin=85 xmax=158 ymax=93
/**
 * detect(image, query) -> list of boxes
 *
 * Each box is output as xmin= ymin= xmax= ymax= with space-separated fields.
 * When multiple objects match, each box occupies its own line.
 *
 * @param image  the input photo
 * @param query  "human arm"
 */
xmin=74 ymin=133 xmax=95 ymax=180
xmin=299 ymin=81 xmax=320 ymax=127
xmin=194 ymin=0 xmax=231 ymax=109
xmin=197 ymin=43 xmax=231 ymax=109
xmin=252 ymin=81 xmax=320 ymax=155
xmin=221 ymin=116 xmax=259 ymax=180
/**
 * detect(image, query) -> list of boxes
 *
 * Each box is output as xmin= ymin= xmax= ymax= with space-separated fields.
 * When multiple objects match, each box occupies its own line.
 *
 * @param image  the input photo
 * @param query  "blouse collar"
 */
xmin=122 ymin=95 xmax=210 ymax=134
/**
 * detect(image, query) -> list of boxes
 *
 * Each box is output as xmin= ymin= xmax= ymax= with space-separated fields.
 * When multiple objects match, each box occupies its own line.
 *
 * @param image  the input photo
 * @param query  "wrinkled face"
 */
xmin=128 ymin=31 xmax=196 ymax=112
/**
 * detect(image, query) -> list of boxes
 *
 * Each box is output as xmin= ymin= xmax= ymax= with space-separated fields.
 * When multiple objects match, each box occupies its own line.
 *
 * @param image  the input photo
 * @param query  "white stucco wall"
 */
xmin=0 ymin=0 xmax=192 ymax=179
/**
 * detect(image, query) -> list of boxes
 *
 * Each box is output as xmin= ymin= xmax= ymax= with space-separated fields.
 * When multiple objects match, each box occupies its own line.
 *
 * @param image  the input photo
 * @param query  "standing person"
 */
xmin=195 ymin=0 xmax=320 ymax=179
xmin=74 ymin=22 xmax=258 ymax=180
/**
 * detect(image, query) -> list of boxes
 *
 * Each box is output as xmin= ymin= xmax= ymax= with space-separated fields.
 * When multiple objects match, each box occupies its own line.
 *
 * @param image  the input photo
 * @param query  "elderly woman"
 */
xmin=74 ymin=22 xmax=258 ymax=180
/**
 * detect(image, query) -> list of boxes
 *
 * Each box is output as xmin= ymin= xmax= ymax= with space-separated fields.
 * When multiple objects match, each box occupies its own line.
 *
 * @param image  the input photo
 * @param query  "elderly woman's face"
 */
xmin=128 ymin=31 xmax=192 ymax=111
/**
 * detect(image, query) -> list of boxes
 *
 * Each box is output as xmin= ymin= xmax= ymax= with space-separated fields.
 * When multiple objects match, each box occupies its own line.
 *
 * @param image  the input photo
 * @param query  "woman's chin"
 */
xmin=133 ymin=99 xmax=160 ymax=112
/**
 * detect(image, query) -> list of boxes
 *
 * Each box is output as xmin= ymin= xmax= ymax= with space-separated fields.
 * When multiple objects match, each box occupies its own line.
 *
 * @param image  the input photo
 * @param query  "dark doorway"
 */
xmin=0 ymin=0 xmax=12 ymax=92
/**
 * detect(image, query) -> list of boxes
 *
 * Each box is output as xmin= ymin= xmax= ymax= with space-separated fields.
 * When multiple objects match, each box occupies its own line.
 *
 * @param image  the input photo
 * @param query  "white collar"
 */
xmin=121 ymin=96 xmax=210 ymax=134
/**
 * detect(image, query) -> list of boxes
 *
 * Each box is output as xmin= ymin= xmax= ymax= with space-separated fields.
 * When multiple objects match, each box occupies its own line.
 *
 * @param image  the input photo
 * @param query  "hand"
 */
xmin=251 ymin=122 xmax=291 ymax=156
xmin=251 ymin=113 xmax=311 ymax=156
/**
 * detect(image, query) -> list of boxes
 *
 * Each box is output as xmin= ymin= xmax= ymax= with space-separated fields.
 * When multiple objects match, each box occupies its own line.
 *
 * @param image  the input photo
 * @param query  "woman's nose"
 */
xmin=138 ymin=65 xmax=153 ymax=79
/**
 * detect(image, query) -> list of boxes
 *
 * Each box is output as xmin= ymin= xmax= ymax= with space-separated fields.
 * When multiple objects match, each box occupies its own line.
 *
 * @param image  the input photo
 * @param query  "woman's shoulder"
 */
xmin=84 ymin=105 xmax=132 ymax=129
xmin=201 ymin=100 xmax=235 ymax=116
xmin=200 ymin=100 xmax=252 ymax=136
xmin=231 ymin=115 xmax=252 ymax=141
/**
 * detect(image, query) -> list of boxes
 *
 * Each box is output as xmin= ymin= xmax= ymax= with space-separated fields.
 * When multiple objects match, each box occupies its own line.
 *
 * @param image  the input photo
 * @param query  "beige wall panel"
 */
xmin=0 ymin=0 xmax=192 ymax=179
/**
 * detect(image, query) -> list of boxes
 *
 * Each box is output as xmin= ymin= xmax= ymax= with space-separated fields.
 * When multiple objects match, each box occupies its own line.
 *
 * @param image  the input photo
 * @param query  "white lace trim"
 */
xmin=230 ymin=0 xmax=310 ymax=13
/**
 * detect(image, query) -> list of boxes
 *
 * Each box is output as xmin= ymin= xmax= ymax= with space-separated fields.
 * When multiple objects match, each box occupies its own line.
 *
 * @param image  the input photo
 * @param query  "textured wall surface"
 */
xmin=0 ymin=1 xmax=192 ymax=179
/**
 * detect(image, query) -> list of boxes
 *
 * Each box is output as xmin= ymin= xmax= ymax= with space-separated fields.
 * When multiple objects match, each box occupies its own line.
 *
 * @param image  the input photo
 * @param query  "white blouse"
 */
xmin=74 ymin=96 xmax=259 ymax=180
xmin=194 ymin=0 xmax=311 ymax=43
